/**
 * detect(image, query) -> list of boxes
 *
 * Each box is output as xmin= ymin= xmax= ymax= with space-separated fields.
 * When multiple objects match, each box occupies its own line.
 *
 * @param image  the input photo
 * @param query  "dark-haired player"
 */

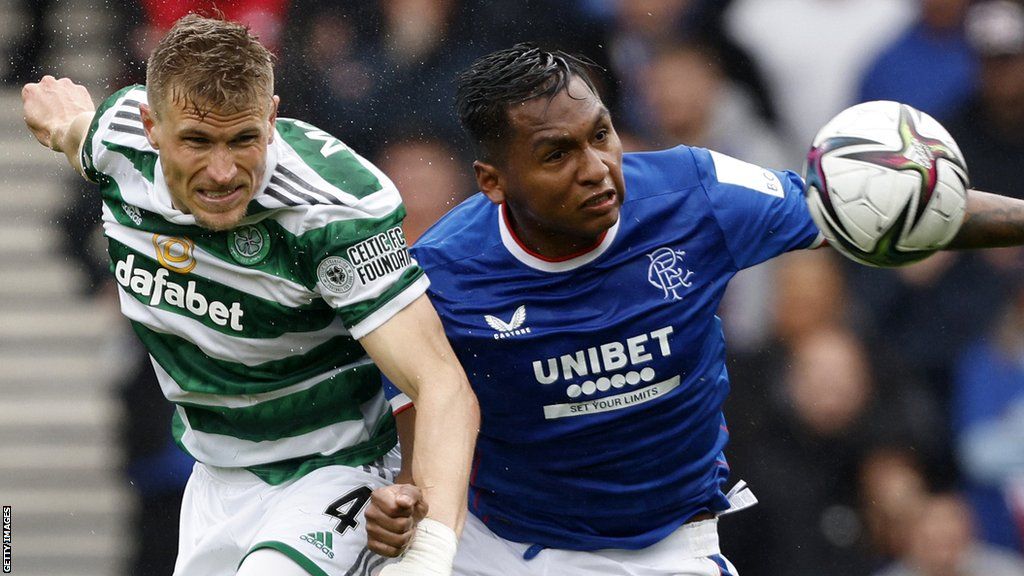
xmin=368 ymin=43 xmax=1024 ymax=575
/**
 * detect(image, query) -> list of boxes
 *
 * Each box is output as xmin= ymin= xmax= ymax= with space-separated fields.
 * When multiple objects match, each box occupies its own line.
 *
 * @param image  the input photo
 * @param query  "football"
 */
xmin=803 ymin=100 xmax=970 ymax=267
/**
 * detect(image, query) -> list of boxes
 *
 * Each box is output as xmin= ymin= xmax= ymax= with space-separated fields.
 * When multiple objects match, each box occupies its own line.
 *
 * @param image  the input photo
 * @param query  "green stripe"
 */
xmin=275 ymin=119 xmax=383 ymax=199
xmin=243 ymin=542 xmax=330 ymax=576
xmin=134 ymin=322 xmax=366 ymax=395
xmin=179 ymin=364 xmax=383 ymax=440
xmin=293 ymin=207 xmax=406 ymax=261
xmin=109 ymin=239 xmax=336 ymax=338
xmin=83 ymin=84 xmax=140 ymax=183
xmin=245 ymin=415 xmax=396 ymax=485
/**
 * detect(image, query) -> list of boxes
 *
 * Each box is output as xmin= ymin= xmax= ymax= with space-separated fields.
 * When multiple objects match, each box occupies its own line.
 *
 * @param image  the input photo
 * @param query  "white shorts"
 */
xmin=174 ymin=462 xmax=395 ymax=576
xmin=453 ymin=513 xmax=738 ymax=576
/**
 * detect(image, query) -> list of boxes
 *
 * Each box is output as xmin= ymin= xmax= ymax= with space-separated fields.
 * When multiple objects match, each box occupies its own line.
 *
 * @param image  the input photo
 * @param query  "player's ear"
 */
xmin=475 ymin=161 xmax=505 ymax=205
xmin=267 ymin=95 xmax=280 ymax=143
xmin=139 ymin=103 xmax=160 ymax=151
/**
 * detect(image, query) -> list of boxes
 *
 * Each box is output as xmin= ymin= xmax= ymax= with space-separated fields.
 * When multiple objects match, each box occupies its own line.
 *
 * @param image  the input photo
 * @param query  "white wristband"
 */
xmin=379 ymin=518 xmax=458 ymax=576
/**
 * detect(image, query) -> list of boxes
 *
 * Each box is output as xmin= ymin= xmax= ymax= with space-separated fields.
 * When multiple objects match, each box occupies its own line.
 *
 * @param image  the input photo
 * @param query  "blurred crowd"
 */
xmin=5 ymin=0 xmax=1024 ymax=575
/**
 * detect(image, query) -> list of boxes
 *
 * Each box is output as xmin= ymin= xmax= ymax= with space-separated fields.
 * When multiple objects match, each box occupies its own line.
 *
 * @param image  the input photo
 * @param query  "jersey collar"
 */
xmin=497 ymin=203 xmax=620 ymax=272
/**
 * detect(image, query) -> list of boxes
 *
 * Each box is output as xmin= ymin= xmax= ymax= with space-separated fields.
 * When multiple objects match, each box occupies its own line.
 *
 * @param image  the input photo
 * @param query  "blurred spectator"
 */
xmin=857 ymin=0 xmax=978 ymax=122
xmin=2 ymin=0 xmax=52 ymax=85
xmin=846 ymin=0 xmax=1024 ymax=473
xmin=636 ymin=40 xmax=786 ymax=167
xmin=953 ymin=276 xmax=1024 ymax=552
xmin=605 ymin=0 xmax=776 ymax=144
xmin=860 ymin=448 xmax=931 ymax=564
xmin=373 ymin=137 xmax=473 ymax=244
xmin=724 ymin=326 xmax=936 ymax=576
xmin=725 ymin=0 xmax=916 ymax=164
xmin=944 ymin=0 xmax=1024 ymax=200
xmin=280 ymin=1 xmax=476 ymax=158
xmin=873 ymin=493 xmax=1024 ymax=576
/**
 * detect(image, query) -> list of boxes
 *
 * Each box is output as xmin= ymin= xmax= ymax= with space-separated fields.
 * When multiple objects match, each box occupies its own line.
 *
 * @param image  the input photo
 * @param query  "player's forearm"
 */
xmin=53 ymin=111 xmax=94 ymax=179
xmin=410 ymin=374 xmax=478 ymax=536
xmin=947 ymin=189 xmax=1024 ymax=249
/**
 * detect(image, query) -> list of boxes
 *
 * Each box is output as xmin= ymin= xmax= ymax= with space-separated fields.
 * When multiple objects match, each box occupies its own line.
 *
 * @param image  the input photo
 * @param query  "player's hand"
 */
xmin=22 ymin=76 xmax=95 ymax=152
xmin=377 ymin=518 xmax=457 ymax=576
xmin=366 ymin=484 xmax=428 ymax=557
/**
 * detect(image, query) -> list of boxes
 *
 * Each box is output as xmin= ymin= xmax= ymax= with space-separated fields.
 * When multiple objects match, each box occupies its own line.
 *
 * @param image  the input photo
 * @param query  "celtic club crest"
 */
xmin=647 ymin=247 xmax=695 ymax=300
xmin=228 ymin=223 xmax=271 ymax=266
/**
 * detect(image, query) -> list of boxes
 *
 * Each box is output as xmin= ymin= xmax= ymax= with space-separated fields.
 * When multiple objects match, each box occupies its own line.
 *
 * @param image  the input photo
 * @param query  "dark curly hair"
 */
xmin=456 ymin=43 xmax=601 ymax=162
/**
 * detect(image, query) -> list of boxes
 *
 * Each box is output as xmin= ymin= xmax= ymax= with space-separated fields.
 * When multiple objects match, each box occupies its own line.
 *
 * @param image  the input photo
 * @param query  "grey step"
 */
xmin=0 ymin=444 xmax=120 ymax=470
xmin=0 ymin=178 xmax=68 ymax=213
xmin=0 ymin=352 xmax=119 ymax=386
xmin=0 ymin=397 xmax=118 ymax=428
xmin=0 ymin=305 xmax=114 ymax=341
xmin=0 ymin=221 xmax=59 ymax=255
xmin=0 ymin=262 xmax=87 ymax=298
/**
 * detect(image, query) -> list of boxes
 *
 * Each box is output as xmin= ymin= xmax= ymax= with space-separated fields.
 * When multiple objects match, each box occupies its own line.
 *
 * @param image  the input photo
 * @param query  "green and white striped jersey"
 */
xmin=81 ymin=85 xmax=428 ymax=484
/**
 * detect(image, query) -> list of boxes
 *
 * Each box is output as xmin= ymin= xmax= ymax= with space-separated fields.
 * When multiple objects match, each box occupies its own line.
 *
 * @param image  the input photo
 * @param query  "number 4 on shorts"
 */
xmin=324 ymin=486 xmax=373 ymax=535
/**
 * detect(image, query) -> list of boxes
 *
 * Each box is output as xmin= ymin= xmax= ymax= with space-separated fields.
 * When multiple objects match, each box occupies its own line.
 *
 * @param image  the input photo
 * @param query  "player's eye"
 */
xmin=545 ymin=150 xmax=567 ymax=163
xmin=233 ymin=134 xmax=258 ymax=145
xmin=595 ymin=129 xmax=609 ymax=142
xmin=183 ymin=136 xmax=209 ymax=145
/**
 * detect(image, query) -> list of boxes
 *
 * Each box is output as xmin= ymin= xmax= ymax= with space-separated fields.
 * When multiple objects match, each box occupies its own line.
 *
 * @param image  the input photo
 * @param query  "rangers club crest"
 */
xmin=647 ymin=247 xmax=695 ymax=300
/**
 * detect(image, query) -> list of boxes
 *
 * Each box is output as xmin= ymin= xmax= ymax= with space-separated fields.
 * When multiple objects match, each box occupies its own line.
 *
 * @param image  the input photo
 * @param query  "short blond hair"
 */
xmin=146 ymin=14 xmax=275 ymax=117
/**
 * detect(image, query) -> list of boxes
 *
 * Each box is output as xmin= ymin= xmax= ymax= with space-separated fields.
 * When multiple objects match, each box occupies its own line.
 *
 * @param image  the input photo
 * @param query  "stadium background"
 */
xmin=1 ymin=0 xmax=1022 ymax=575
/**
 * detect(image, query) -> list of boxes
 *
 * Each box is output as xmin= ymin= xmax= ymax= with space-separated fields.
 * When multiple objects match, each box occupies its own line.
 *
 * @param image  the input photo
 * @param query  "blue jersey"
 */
xmin=390 ymin=146 xmax=820 ymax=551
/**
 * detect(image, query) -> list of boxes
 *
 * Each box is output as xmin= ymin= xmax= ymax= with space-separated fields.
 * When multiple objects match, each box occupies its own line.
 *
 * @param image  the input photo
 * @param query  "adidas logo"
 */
xmin=485 ymin=305 xmax=532 ymax=340
xmin=300 ymin=531 xmax=335 ymax=559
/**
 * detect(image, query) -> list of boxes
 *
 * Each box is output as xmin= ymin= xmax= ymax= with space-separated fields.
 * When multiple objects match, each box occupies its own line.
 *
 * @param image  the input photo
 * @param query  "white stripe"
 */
xmin=151 ymin=355 xmax=376 ymax=409
xmin=103 ymin=215 xmax=318 ymax=307
xmin=175 ymin=389 xmax=390 ymax=467
xmin=347 ymin=274 xmax=430 ymax=340
xmin=117 ymin=287 xmax=350 ymax=365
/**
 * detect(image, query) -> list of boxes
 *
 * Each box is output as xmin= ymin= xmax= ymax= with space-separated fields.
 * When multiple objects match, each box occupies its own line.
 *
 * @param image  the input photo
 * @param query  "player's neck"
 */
xmin=500 ymin=203 xmax=607 ymax=262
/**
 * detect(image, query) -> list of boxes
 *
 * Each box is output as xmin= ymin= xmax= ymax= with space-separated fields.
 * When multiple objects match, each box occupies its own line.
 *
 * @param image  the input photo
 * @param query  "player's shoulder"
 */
xmin=271 ymin=118 xmax=397 ymax=207
xmin=411 ymin=193 xmax=497 ymax=270
xmin=83 ymin=85 xmax=153 ymax=181
xmin=620 ymin=145 xmax=709 ymax=202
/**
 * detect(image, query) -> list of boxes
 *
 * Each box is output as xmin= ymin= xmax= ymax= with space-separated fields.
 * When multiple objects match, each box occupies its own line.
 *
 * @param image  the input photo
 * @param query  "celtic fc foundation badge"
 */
xmin=228 ymin=223 xmax=271 ymax=266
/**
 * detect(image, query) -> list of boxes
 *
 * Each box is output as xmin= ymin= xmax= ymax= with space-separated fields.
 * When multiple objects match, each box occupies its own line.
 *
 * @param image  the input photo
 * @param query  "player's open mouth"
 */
xmin=581 ymin=190 xmax=617 ymax=210
xmin=196 ymin=185 xmax=245 ymax=205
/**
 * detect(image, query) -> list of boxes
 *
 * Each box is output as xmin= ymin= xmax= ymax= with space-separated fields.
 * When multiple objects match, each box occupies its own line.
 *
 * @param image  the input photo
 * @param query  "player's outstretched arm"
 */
xmin=947 ymin=189 xmax=1024 ymax=250
xmin=22 ymin=76 xmax=96 ymax=179
xmin=360 ymin=294 xmax=479 ymax=575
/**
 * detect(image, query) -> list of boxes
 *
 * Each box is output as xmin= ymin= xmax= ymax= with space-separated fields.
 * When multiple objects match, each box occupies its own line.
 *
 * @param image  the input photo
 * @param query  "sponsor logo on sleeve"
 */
xmin=345 ymin=226 xmax=411 ymax=285
xmin=317 ymin=256 xmax=356 ymax=295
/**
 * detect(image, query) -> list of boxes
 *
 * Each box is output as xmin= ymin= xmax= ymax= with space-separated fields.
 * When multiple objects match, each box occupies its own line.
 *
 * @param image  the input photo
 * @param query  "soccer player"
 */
xmin=365 ymin=44 xmax=1024 ymax=575
xmin=20 ymin=14 xmax=478 ymax=576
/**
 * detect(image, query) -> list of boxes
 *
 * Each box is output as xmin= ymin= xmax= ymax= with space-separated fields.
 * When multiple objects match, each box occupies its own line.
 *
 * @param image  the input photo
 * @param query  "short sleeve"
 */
xmin=81 ymin=85 xmax=150 ymax=184
xmin=701 ymin=149 xmax=822 ymax=269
